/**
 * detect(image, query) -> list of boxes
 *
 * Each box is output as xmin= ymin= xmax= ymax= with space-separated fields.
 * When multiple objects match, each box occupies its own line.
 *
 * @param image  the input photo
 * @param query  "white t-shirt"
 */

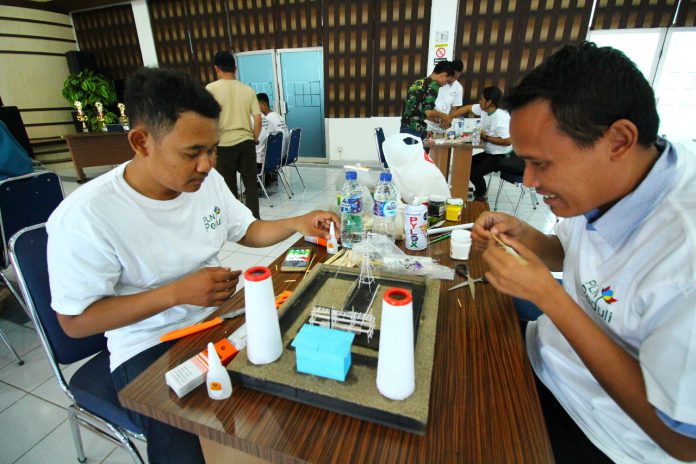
xmin=471 ymin=104 xmax=511 ymax=155
xmin=46 ymin=163 xmax=256 ymax=371
xmin=425 ymin=80 xmax=464 ymax=131
xmin=527 ymin=142 xmax=696 ymax=463
xmin=256 ymin=112 xmax=289 ymax=164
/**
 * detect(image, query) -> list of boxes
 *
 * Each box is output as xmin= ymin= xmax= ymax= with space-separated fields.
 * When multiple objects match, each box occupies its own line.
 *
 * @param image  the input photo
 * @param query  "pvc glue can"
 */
xmin=404 ymin=202 xmax=428 ymax=251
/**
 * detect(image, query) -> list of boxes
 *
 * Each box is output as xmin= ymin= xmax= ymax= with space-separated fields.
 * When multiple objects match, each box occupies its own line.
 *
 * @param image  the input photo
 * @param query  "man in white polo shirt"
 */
xmin=472 ymin=42 xmax=696 ymax=463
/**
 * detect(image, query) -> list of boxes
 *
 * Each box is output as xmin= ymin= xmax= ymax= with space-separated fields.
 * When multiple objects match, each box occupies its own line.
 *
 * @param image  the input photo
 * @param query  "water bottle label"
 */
xmin=373 ymin=200 xmax=397 ymax=217
xmin=341 ymin=196 xmax=362 ymax=213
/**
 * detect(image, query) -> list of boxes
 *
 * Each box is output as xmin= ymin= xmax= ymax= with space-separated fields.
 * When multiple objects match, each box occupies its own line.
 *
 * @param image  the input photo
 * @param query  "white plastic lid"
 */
xmin=451 ymin=229 xmax=472 ymax=242
xmin=447 ymin=198 xmax=464 ymax=205
xmin=429 ymin=194 xmax=446 ymax=202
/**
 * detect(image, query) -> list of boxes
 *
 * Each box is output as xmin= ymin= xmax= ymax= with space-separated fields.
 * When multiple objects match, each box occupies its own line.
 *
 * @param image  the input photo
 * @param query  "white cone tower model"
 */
xmin=376 ymin=287 xmax=415 ymax=400
xmin=244 ymin=266 xmax=283 ymax=365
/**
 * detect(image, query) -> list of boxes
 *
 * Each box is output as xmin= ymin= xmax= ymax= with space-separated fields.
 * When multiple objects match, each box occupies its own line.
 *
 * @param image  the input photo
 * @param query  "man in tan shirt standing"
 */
xmin=206 ymin=51 xmax=262 ymax=218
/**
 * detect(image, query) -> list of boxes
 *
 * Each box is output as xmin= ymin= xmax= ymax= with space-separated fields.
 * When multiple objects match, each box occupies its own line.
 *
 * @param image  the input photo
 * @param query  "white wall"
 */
xmin=426 ymin=0 xmax=460 ymax=74
xmin=131 ymin=0 xmax=158 ymax=67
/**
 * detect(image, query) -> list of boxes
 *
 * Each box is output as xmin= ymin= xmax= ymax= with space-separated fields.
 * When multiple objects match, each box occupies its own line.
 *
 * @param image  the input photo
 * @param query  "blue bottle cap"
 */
xmin=345 ymin=171 xmax=357 ymax=180
xmin=379 ymin=172 xmax=392 ymax=182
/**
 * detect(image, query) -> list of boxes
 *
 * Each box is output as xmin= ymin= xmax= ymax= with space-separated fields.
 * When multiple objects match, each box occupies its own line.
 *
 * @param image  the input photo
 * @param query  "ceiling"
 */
xmin=8 ymin=0 xmax=122 ymax=14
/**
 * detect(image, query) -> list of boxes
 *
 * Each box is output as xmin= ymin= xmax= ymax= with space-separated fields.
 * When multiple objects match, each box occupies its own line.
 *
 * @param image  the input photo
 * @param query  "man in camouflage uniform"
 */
xmin=400 ymin=61 xmax=454 ymax=140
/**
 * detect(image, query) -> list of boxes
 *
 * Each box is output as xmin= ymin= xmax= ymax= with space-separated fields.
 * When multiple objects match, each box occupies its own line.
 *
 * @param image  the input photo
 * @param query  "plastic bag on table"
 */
xmin=382 ymin=133 xmax=450 ymax=204
xmin=350 ymin=233 xmax=454 ymax=280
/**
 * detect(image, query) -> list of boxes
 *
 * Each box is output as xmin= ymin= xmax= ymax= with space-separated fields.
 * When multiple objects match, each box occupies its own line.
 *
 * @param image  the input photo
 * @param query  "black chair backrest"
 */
xmin=286 ymin=128 xmax=301 ymax=164
xmin=375 ymin=127 xmax=387 ymax=166
xmin=10 ymin=224 xmax=107 ymax=365
xmin=0 ymin=171 xmax=64 ymax=268
xmin=263 ymin=132 xmax=285 ymax=173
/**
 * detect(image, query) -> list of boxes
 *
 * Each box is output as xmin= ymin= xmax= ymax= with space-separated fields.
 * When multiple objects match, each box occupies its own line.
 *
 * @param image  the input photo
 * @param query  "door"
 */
xmin=277 ymin=48 xmax=325 ymax=159
xmin=236 ymin=50 xmax=279 ymax=111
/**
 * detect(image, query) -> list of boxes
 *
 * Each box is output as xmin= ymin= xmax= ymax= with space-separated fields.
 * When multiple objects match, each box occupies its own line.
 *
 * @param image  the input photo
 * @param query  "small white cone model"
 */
xmin=206 ymin=342 xmax=232 ymax=400
xmin=376 ymin=287 xmax=415 ymax=400
xmin=327 ymin=221 xmax=338 ymax=254
xmin=244 ymin=266 xmax=283 ymax=365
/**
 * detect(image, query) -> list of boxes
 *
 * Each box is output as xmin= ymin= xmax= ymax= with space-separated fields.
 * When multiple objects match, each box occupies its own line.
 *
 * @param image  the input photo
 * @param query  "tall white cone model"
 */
xmin=206 ymin=342 xmax=232 ymax=400
xmin=376 ymin=287 xmax=415 ymax=400
xmin=244 ymin=266 xmax=283 ymax=364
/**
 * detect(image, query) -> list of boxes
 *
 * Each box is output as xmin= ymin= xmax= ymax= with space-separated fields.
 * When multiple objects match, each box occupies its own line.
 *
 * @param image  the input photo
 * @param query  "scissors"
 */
xmin=447 ymin=264 xmax=487 ymax=299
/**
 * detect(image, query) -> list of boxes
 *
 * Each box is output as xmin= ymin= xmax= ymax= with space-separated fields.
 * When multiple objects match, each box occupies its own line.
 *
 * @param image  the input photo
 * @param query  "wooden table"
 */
xmin=118 ymin=202 xmax=553 ymax=463
xmin=63 ymin=132 xmax=134 ymax=182
xmin=424 ymin=139 xmax=482 ymax=200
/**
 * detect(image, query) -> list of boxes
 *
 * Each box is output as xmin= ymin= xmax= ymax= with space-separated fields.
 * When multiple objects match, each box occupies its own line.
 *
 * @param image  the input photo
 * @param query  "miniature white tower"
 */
xmin=358 ymin=232 xmax=374 ymax=287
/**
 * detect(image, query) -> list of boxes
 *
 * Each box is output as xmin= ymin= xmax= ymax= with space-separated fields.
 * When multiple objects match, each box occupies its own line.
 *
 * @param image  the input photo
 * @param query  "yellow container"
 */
xmin=446 ymin=198 xmax=464 ymax=221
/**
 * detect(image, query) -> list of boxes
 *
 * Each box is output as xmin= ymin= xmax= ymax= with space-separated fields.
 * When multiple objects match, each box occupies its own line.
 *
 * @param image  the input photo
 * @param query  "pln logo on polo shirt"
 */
xmin=203 ymin=206 xmax=222 ymax=231
xmin=581 ymin=280 xmax=617 ymax=324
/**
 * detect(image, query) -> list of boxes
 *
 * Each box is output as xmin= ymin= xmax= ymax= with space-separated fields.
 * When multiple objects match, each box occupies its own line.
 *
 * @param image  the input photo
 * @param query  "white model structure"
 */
xmin=309 ymin=282 xmax=379 ymax=342
xmin=357 ymin=232 xmax=376 ymax=287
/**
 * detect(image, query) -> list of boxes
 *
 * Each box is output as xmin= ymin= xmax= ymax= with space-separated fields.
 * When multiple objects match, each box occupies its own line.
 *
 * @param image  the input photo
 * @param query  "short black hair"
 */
xmin=433 ymin=61 xmax=453 ymax=76
xmin=482 ymin=86 xmax=503 ymax=107
xmin=451 ymin=59 xmax=464 ymax=73
xmin=213 ymin=51 xmax=236 ymax=73
xmin=505 ymin=41 xmax=659 ymax=148
xmin=124 ymin=67 xmax=221 ymax=138
xmin=257 ymin=93 xmax=270 ymax=106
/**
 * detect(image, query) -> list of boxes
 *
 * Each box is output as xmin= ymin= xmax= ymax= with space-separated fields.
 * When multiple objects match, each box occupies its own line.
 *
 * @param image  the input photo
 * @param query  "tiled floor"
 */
xmin=0 ymin=163 xmax=557 ymax=463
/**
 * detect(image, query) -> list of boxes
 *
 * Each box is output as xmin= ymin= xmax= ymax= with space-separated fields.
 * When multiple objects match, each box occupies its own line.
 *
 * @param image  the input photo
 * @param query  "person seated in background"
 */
xmin=472 ymin=42 xmax=696 ymax=463
xmin=255 ymin=92 xmax=289 ymax=170
xmin=425 ymin=59 xmax=464 ymax=134
xmin=453 ymin=86 xmax=512 ymax=201
xmin=399 ymin=61 xmax=454 ymax=141
xmin=46 ymin=67 xmax=339 ymax=464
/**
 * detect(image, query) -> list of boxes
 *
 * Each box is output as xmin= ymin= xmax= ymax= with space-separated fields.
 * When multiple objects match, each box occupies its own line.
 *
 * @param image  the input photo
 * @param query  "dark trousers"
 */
xmin=520 ymin=322 xmax=613 ymax=464
xmin=470 ymin=151 xmax=524 ymax=197
xmin=112 ymin=342 xmax=205 ymax=464
xmin=217 ymin=141 xmax=260 ymax=219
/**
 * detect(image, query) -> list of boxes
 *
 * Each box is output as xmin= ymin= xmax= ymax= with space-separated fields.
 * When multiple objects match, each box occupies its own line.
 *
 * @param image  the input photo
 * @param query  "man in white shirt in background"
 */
xmin=472 ymin=42 xmax=696 ymax=464
xmin=46 ymin=67 xmax=339 ymax=464
xmin=255 ymin=92 xmax=289 ymax=169
xmin=425 ymin=59 xmax=464 ymax=134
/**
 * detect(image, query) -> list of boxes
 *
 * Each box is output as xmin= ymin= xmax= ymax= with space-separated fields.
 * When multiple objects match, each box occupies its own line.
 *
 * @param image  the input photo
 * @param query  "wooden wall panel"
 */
xmin=227 ymin=0 xmax=276 ymax=52
xmin=323 ymin=0 xmax=372 ymax=117
xmin=675 ymin=0 xmax=696 ymax=26
xmin=591 ymin=0 xmax=679 ymax=29
xmin=274 ymin=0 xmax=322 ymax=49
xmin=186 ymin=0 xmax=230 ymax=84
xmin=149 ymin=0 xmax=197 ymax=75
xmin=72 ymin=4 xmax=143 ymax=81
xmin=455 ymin=0 xmax=592 ymax=102
xmin=372 ymin=0 xmax=432 ymax=117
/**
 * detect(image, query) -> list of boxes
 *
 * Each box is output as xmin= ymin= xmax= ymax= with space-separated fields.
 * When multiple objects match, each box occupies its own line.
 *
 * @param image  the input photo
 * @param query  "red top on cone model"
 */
xmin=244 ymin=266 xmax=271 ymax=282
xmin=384 ymin=287 xmax=413 ymax=306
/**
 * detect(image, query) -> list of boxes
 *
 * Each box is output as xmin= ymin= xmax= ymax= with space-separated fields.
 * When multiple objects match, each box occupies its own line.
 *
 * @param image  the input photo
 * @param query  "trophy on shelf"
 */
xmin=74 ymin=101 xmax=88 ymax=132
xmin=117 ymin=102 xmax=129 ymax=130
xmin=94 ymin=101 xmax=107 ymax=131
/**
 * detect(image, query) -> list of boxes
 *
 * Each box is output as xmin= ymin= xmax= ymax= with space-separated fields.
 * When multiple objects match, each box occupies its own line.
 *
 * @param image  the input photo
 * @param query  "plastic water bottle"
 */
xmin=471 ymin=119 xmax=482 ymax=146
xmin=372 ymin=172 xmax=398 ymax=241
xmin=339 ymin=171 xmax=364 ymax=249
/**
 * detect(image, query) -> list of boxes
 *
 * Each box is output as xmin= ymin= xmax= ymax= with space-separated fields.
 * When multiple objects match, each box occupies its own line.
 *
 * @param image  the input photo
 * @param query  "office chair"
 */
xmin=0 ymin=171 xmax=64 ymax=364
xmin=285 ymin=128 xmax=306 ymax=191
xmin=374 ymin=127 xmax=388 ymax=170
xmin=10 ymin=224 xmax=145 ymax=464
xmin=258 ymin=132 xmax=292 ymax=206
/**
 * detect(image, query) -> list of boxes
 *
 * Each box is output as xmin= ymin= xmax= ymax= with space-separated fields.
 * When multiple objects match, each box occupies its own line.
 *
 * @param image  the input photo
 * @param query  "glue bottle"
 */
xmin=206 ymin=342 xmax=232 ymax=400
xmin=327 ymin=221 xmax=338 ymax=254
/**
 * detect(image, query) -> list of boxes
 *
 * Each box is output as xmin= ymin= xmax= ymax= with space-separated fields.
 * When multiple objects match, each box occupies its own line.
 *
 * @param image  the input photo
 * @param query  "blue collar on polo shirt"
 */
xmin=583 ymin=137 xmax=676 ymax=248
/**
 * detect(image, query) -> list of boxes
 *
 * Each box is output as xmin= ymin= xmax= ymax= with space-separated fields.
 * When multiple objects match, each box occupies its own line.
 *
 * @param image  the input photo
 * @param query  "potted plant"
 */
xmin=62 ymin=69 xmax=118 ymax=132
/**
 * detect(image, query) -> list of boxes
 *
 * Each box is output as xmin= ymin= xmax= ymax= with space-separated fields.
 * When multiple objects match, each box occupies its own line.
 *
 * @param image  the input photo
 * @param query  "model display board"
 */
xmin=227 ymin=264 xmax=440 ymax=433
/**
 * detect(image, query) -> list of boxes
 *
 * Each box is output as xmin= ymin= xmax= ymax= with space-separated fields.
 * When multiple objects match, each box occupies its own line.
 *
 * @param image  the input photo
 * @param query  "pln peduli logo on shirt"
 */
xmin=203 ymin=206 xmax=222 ymax=231
xmin=581 ymin=280 xmax=617 ymax=324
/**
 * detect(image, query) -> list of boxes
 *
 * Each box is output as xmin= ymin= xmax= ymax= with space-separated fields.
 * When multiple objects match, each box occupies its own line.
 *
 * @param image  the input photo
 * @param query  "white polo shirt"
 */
xmin=471 ymin=104 xmax=511 ymax=155
xmin=527 ymin=140 xmax=696 ymax=463
xmin=47 ymin=163 xmax=255 ymax=371
xmin=425 ymin=80 xmax=464 ymax=131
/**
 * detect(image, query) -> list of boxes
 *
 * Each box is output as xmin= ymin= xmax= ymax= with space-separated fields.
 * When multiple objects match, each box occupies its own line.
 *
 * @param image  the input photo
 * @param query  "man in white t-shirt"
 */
xmin=455 ymin=86 xmax=513 ymax=200
xmin=46 ymin=68 xmax=339 ymax=464
xmin=472 ymin=42 xmax=696 ymax=463
xmin=255 ymin=92 xmax=289 ymax=167
xmin=425 ymin=60 xmax=464 ymax=133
